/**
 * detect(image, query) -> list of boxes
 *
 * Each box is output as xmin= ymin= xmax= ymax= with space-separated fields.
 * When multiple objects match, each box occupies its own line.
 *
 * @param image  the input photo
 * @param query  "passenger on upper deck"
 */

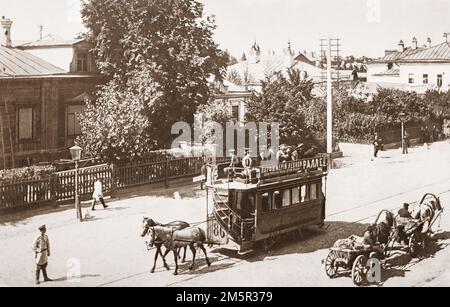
xmin=242 ymin=150 xmax=255 ymax=183
xmin=227 ymin=149 xmax=240 ymax=180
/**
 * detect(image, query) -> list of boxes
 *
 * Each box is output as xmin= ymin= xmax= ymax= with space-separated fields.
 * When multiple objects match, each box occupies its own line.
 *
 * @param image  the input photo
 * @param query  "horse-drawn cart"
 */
xmin=324 ymin=210 xmax=394 ymax=286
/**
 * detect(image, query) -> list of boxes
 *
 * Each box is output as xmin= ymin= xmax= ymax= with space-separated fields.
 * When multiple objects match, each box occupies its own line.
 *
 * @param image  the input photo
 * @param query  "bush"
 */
xmin=0 ymin=165 xmax=56 ymax=184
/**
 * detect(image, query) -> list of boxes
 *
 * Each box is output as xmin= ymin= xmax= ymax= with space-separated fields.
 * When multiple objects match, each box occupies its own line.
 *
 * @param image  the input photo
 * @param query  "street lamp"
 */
xmin=399 ymin=112 xmax=406 ymax=154
xmin=70 ymin=145 xmax=83 ymax=221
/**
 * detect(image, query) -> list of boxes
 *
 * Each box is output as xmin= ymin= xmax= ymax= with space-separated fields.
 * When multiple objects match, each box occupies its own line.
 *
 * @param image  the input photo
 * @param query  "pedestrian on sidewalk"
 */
xmin=32 ymin=225 xmax=52 ymax=285
xmin=373 ymin=133 xmax=383 ymax=159
xmin=402 ymin=131 xmax=409 ymax=155
xmin=91 ymin=177 xmax=108 ymax=211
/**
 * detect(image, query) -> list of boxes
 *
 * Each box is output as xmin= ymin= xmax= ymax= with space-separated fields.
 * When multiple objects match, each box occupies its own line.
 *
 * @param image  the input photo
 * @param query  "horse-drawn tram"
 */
xmin=205 ymin=155 xmax=329 ymax=254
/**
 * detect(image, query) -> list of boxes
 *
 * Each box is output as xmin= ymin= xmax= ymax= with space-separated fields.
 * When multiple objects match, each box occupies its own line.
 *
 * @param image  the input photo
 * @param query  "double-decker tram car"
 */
xmin=205 ymin=155 xmax=329 ymax=254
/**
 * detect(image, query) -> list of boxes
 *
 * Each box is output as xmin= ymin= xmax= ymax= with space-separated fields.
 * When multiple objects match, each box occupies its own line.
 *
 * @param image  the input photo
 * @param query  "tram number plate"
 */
xmin=207 ymin=218 xmax=229 ymax=245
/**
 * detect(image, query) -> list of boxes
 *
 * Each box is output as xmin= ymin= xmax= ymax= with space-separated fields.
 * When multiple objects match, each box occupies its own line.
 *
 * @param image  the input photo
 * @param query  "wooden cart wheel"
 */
xmin=324 ymin=251 xmax=339 ymax=279
xmin=409 ymin=233 xmax=424 ymax=258
xmin=352 ymin=255 xmax=367 ymax=286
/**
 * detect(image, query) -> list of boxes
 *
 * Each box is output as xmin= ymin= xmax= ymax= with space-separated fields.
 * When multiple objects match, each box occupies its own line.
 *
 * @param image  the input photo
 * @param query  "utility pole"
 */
xmin=326 ymin=39 xmax=333 ymax=154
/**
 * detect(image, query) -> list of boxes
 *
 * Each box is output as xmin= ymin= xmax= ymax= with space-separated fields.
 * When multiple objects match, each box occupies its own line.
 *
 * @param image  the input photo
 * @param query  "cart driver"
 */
xmin=398 ymin=203 xmax=413 ymax=219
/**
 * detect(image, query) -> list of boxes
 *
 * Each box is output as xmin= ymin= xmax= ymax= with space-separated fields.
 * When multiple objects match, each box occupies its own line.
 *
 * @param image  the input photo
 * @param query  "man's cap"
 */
xmin=403 ymin=203 xmax=410 ymax=208
xmin=38 ymin=225 xmax=46 ymax=231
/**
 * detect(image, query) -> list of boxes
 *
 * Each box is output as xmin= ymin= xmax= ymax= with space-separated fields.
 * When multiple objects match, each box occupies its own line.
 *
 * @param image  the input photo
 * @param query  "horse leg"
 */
xmin=151 ymin=246 xmax=160 ymax=274
xmin=199 ymin=244 xmax=211 ymax=267
xmin=162 ymin=248 xmax=170 ymax=270
xmin=189 ymin=244 xmax=197 ymax=271
xmin=177 ymin=248 xmax=182 ymax=260
xmin=182 ymin=246 xmax=187 ymax=263
xmin=173 ymin=250 xmax=179 ymax=276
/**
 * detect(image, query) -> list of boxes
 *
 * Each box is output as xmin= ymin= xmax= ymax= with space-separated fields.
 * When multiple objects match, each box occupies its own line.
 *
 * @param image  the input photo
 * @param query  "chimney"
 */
xmin=38 ymin=24 xmax=43 ymax=40
xmin=398 ymin=40 xmax=405 ymax=52
xmin=412 ymin=37 xmax=418 ymax=50
xmin=1 ymin=16 xmax=13 ymax=48
xmin=444 ymin=33 xmax=449 ymax=43
xmin=426 ymin=37 xmax=432 ymax=48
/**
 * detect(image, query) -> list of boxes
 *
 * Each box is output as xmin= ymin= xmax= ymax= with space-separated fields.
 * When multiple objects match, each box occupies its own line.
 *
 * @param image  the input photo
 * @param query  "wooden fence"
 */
xmin=0 ymin=157 xmax=230 ymax=211
xmin=0 ymin=178 xmax=54 ymax=210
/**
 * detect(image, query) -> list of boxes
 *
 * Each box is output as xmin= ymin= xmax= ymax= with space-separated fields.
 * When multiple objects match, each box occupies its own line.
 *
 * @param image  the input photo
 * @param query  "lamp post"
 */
xmin=70 ymin=145 xmax=83 ymax=221
xmin=399 ymin=112 xmax=406 ymax=154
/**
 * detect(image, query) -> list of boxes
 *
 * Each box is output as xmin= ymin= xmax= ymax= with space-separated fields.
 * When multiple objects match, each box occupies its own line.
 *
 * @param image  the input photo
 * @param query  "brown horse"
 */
xmin=141 ymin=217 xmax=190 ymax=273
xmin=149 ymin=225 xmax=211 ymax=275
xmin=364 ymin=211 xmax=395 ymax=246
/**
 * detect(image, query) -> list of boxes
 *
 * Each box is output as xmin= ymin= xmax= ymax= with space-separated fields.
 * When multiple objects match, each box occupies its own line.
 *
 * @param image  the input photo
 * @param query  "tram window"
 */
xmin=273 ymin=191 xmax=282 ymax=209
xmin=310 ymin=184 xmax=318 ymax=200
xmin=236 ymin=193 xmax=243 ymax=210
xmin=262 ymin=193 xmax=270 ymax=212
xmin=292 ymin=187 xmax=300 ymax=204
xmin=300 ymin=186 xmax=307 ymax=202
xmin=282 ymin=189 xmax=291 ymax=207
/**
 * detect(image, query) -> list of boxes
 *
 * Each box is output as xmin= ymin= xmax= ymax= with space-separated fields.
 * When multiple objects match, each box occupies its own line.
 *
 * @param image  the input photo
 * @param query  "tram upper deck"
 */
xmin=205 ymin=154 xmax=329 ymax=191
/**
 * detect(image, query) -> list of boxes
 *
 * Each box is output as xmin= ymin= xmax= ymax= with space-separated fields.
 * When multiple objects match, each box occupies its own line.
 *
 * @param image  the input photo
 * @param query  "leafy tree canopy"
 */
xmin=80 ymin=0 xmax=228 ymax=160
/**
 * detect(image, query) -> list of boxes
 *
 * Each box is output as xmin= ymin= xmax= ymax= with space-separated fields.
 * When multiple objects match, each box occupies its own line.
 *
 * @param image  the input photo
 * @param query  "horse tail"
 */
xmin=198 ymin=228 xmax=207 ymax=243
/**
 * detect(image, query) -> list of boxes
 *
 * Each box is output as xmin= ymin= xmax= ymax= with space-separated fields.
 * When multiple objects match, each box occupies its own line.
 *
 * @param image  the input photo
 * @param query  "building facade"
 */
xmin=0 ymin=17 xmax=102 ymax=169
xmin=367 ymin=34 xmax=450 ymax=93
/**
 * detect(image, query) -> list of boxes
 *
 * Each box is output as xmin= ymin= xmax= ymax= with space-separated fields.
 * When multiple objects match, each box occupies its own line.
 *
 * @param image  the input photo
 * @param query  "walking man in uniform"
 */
xmin=373 ymin=133 xmax=383 ymax=159
xmin=402 ymin=131 xmax=409 ymax=155
xmin=91 ymin=177 xmax=108 ymax=211
xmin=32 ymin=225 xmax=52 ymax=285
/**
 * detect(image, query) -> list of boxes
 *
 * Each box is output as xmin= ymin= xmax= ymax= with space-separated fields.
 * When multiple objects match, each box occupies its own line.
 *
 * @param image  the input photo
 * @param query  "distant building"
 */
xmin=226 ymin=42 xmax=323 ymax=91
xmin=211 ymin=80 xmax=252 ymax=123
xmin=367 ymin=34 xmax=450 ymax=93
xmin=0 ymin=17 xmax=102 ymax=169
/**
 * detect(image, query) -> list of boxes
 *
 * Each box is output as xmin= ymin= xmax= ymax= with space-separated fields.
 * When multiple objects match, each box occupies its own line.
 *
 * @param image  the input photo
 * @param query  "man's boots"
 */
xmin=35 ymin=269 xmax=41 ymax=285
xmin=42 ymin=267 xmax=52 ymax=282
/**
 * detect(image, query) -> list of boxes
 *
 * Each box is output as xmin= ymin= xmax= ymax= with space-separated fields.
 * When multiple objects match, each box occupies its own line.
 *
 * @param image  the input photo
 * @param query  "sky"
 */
xmin=1 ymin=0 xmax=449 ymax=58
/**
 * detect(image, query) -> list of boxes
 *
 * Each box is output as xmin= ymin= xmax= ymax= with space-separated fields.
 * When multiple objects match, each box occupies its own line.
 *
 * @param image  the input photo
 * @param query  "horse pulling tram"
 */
xmin=205 ymin=155 xmax=329 ymax=254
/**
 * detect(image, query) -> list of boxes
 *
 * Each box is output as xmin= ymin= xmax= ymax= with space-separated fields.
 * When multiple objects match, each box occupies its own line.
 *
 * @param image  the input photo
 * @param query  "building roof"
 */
xmin=228 ymin=55 xmax=288 ymax=85
xmin=372 ymin=68 xmax=400 ymax=77
xmin=18 ymin=34 xmax=85 ymax=49
xmin=371 ymin=42 xmax=450 ymax=64
xmin=0 ymin=46 xmax=66 ymax=77
xmin=398 ymin=42 xmax=450 ymax=62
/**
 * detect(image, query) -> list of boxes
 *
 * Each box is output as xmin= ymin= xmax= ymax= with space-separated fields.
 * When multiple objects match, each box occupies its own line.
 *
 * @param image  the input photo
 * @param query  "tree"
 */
xmin=246 ymin=68 xmax=320 ymax=146
xmin=80 ymin=0 xmax=228 ymax=155
xmin=224 ymin=49 xmax=238 ymax=66
xmin=227 ymin=69 xmax=243 ymax=86
xmin=196 ymin=100 xmax=233 ymax=144
xmin=78 ymin=67 xmax=161 ymax=163
xmin=240 ymin=52 xmax=247 ymax=62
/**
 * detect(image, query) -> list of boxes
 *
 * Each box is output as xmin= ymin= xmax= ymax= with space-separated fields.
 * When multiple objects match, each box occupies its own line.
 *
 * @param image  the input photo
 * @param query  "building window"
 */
xmin=67 ymin=105 xmax=83 ymax=136
xmin=18 ymin=107 xmax=33 ymax=140
xmin=76 ymin=53 xmax=88 ymax=72
xmin=232 ymin=105 xmax=239 ymax=121
xmin=437 ymin=74 xmax=443 ymax=87
xmin=423 ymin=74 xmax=428 ymax=84
xmin=408 ymin=74 xmax=414 ymax=84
